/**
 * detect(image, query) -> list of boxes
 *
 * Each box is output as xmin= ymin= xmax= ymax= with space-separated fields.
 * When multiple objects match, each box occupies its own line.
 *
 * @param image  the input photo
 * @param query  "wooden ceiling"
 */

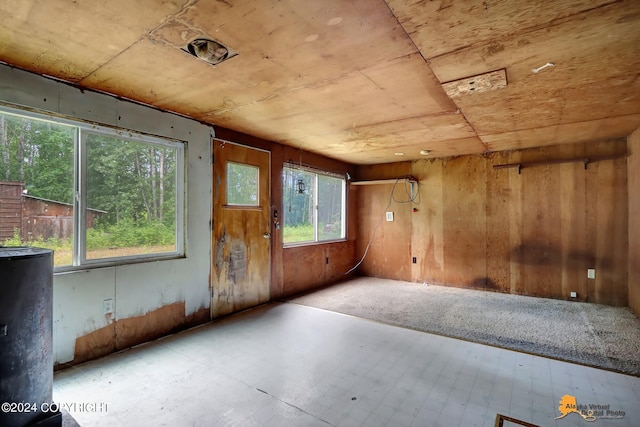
xmin=1 ymin=0 xmax=639 ymax=164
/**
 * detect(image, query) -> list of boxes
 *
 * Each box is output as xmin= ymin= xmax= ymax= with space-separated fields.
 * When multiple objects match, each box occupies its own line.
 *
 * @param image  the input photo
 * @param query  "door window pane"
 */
xmin=227 ymin=162 xmax=259 ymax=206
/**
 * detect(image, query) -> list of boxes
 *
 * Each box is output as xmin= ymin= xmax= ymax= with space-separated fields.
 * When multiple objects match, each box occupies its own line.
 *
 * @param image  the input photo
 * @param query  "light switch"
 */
xmin=587 ymin=269 xmax=596 ymax=279
xmin=385 ymin=212 xmax=394 ymax=222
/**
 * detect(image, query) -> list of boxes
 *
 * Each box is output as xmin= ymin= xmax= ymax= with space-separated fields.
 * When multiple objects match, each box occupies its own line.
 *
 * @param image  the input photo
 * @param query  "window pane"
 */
xmin=317 ymin=174 xmax=344 ymax=241
xmin=227 ymin=162 xmax=259 ymax=206
xmin=85 ymin=133 xmax=178 ymax=260
xmin=282 ymin=168 xmax=315 ymax=244
xmin=0 ymin=111 xmax=75 ymax=267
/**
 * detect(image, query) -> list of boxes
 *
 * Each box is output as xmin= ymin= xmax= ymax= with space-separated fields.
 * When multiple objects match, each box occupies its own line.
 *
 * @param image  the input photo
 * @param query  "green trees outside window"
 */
xmin=0 ymin=107 xmax=184 ymax=268
xmin=282 ymin=166 xmax=345 ymax=245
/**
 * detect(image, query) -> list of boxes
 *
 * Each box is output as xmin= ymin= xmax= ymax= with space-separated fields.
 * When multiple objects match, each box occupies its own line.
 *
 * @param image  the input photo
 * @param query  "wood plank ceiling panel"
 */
xmin=482 ymin=114 xmax=640 ymax=152
xmin=0 ymin=0 xmax=186 ymax=82
xmin=427 ymin=1 xmax=640 ymax=85
xmin=387 ymin=0 xmax=640 ymax=154
xmin=202 ymin=54 xmax=454 ymax=133
xmin=74 ymin=0 xmax=462 ymax=163
xmin=0 ymin=0 xmax=639 ymax=163
xmin=459 ymin=75 xmax=640 ymax=135
xmin=284 ymin=113 xmax=485 ymax=163
xmin=385 ymin=0 xmax=617 ymax=59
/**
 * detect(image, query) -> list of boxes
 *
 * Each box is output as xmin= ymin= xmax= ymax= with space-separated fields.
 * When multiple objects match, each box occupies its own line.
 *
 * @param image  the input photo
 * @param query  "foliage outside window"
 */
xmin=282 ymin=166 xmax=345 ymax=245
xmin=226 ymin=162 xmax=259 ymax=206
xmin=0 ymin=106 xmax=184 ymax=269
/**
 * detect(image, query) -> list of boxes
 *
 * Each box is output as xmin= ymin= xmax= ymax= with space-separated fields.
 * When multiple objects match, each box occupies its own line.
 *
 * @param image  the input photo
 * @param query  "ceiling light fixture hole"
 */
xmin=184 ymin=38 xmax=236 ymax=66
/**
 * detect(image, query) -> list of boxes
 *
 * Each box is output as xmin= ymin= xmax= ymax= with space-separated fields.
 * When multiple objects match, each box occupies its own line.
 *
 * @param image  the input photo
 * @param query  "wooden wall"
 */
xmin=0 ymin=181 xmax=23 ymax=240
xmin=356 ymin=162 xmax=413 ymax=281
xmin=356 ymin=139 xmax=629 ymax=306
xmin=214 ymin=128 xmax=357 ymax=301
xmin=629 ymin=128 xmax=640 ymax=315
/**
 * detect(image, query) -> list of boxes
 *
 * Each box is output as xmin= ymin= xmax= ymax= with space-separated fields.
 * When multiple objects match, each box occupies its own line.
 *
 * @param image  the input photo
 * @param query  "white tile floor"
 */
xmin=54 ymin=303 xmax=640 ymax=427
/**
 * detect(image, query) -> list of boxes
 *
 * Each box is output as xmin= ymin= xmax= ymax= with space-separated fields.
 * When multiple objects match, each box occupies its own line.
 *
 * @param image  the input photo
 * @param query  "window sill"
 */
xmin=53 ymin=253 xmax=186 ymax=274
xmin=283 ymin=239 xmax=348 ymax=249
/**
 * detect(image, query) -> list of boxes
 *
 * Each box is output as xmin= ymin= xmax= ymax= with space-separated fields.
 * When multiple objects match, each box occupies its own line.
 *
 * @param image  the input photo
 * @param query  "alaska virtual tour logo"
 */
xmin=555 ymin=395 xmax=625 ymax=422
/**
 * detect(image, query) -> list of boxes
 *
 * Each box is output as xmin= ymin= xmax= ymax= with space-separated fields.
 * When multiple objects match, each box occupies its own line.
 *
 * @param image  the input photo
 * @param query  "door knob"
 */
xmin=263 ymin=232 xmax=271 ymax=239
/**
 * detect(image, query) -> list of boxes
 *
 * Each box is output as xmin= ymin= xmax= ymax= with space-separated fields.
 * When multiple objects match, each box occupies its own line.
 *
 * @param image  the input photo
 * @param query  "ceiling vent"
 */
xmin=184 ymin=38 xmax=237 ymax=66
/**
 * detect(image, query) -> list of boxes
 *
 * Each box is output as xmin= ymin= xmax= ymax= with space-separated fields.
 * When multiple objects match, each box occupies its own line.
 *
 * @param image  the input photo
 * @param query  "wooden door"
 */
xmin=212 ymin=142 xmax=271 ymax=317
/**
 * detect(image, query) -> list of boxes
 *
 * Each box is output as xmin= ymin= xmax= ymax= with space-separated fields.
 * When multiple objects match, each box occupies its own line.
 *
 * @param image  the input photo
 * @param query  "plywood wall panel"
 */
xmin=356 ymin=162 xmax=412 ymax=281
xmin=504 ymin=141 xmax=627 ymax=301
xmin=520 ymin=164 xmax=563 ymax=298
xmin=356 ymin=162 xmax=412 ymax=181
xmin=628 ymin=127 xmax=640 ymax=315
xmin=282 ymin=241 xmax=356 ymax=297
xmin=441 ymin=156 xmax=488 ymax=288
xmin=486 ymin=151 xmax=512 ymax=293
xmin=588 ymin=152 xmax=628 ymax=306
xmin=411 ymin=159 xmax=445 ymax=285
xmin=507 ymin=157 xmax=524 ymax=295
xmin=356 ymin=183 xmax=412 ymax=281
xmin=282 ymin=245 xmax=329 ymax=296
xmin=558 ymin=147 xmax=588 ymax=302
xmin=357 ymin=139 xmax=629 ymax=306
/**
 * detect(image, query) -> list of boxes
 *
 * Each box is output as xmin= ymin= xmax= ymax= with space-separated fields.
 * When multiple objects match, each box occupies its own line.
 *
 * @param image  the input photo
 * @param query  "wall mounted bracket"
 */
xmin=493 ymin=154 xmax=625 ymax=174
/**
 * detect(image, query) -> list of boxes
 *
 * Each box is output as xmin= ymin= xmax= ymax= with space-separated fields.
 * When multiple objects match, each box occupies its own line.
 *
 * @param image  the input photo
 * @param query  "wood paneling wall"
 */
xmin=356 ymin=162 xmax=413 ymax=281
xmin=629 ymin=128 xmax=640 ymax=315
xmin=356 ymin=139 xmax=629 ymax=306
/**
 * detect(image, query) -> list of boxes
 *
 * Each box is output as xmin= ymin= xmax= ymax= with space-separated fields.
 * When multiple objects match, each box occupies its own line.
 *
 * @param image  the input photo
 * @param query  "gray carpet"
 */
xmin=288 ymin=277 xmax=640 ymax=377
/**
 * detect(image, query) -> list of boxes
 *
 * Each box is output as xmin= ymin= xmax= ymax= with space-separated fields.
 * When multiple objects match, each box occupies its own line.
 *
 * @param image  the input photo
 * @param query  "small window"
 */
xmin=227 ymin=162 xmax=259 ymax=206
xmin=282 ymin=166 xmax=346 ymax=245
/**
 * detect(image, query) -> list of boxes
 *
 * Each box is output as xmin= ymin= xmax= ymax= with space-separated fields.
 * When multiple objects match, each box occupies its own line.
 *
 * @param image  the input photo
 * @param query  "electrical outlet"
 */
xmin=103 ymin=299 xmax=114 ymax=314
xmin=570 ymin=292 xmax=577 ymax=298
xmin=587 ymin=269 xmax=596 ymax=279
xmin=412 ymin=257 xmax=417 ymax=264
xmin=386 ymin=212 xmax=394 ymax=222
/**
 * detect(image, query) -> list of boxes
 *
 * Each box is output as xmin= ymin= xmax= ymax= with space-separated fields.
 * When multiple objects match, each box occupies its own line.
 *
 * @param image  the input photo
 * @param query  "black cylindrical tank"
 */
xmin=0 ymin=247 xmax=60 ymax=426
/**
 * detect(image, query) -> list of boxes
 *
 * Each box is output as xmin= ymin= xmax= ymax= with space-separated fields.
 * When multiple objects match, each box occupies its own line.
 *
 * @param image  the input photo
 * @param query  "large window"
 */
xmin=0 ymin=106 xmax=184 ymax=269
xmin=282 ymin=165 xmax=345 ymax=245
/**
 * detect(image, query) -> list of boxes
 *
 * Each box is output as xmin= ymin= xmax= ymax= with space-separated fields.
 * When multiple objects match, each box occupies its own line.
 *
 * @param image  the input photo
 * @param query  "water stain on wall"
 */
xmin=214 ymin=227 xmax=227 ymax=281
xmin=60 ymin=302 xmax=209 ymax=370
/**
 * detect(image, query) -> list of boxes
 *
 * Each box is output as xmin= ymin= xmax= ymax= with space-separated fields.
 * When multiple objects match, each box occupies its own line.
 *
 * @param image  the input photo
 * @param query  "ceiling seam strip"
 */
xmin=380 ymin=0 xmax=487 ymax=153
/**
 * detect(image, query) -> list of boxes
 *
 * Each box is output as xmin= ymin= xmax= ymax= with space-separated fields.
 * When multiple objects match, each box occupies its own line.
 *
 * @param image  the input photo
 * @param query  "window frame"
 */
xmin=0 ymin=104 xmax=186 ymax=271
xmin=282 ymin=165 xmax=346 ymax=247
